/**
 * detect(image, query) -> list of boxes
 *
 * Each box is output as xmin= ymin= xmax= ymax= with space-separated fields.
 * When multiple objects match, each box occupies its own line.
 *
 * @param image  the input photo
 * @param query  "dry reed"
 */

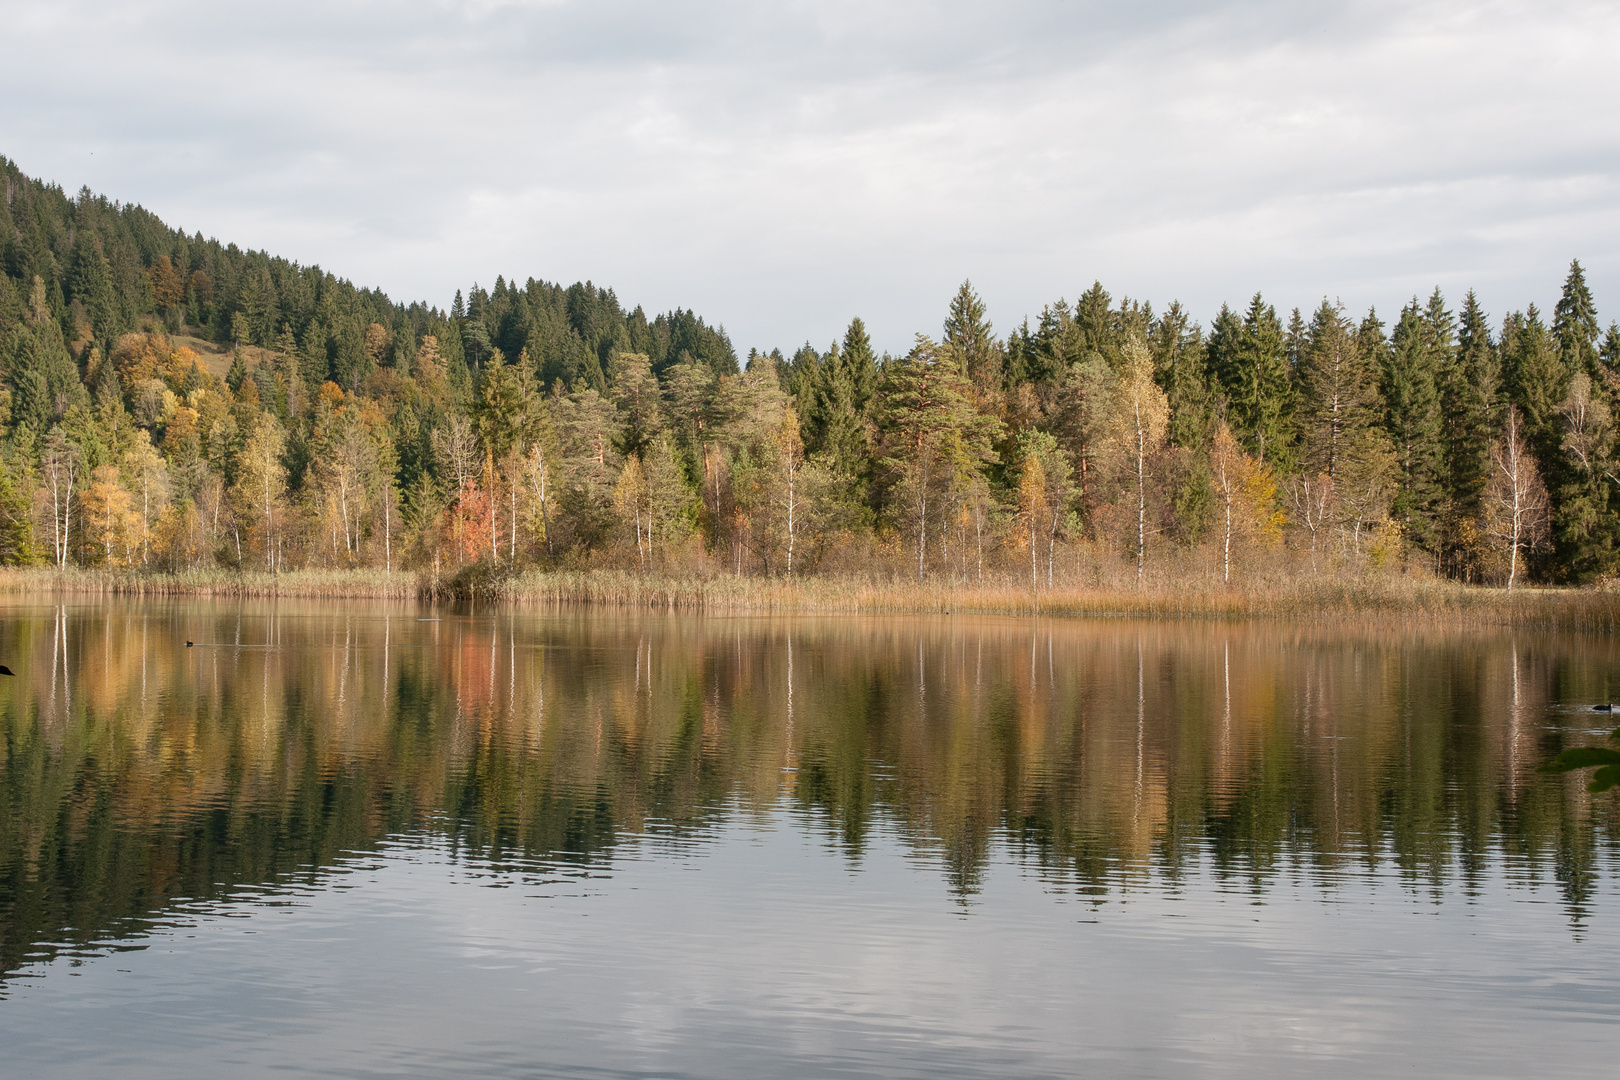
xmin=1 ymin=565 xmax=1617 ymax=630
xmin=0 ymin=566 xmax=418 ymax=599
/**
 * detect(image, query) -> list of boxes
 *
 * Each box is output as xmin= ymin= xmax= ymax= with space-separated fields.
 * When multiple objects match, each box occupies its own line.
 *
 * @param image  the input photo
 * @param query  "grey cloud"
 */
xmin=2 ymin=0 xmax=1616 ymax=352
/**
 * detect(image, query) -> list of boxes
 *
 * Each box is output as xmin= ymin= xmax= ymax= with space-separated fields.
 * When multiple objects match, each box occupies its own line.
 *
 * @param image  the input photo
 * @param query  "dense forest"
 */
xmin=2 ymin=155 xmax=1616 ymax=588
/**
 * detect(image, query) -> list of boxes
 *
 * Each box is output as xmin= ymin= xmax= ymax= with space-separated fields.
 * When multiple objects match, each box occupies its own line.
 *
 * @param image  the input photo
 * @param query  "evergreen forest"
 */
xmin=3 ymin=155 xmax=1616 ymax=590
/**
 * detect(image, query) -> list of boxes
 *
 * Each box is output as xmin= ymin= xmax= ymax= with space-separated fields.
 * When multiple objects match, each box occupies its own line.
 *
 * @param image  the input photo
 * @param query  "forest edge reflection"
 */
xmin=2 ymin=598 xmax=1619 ymax=988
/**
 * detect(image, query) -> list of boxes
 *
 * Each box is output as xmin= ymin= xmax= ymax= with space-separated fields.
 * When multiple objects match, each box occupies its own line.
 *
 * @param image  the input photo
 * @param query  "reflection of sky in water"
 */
xmin=3 ymin=817 xmax=1618 ymax=1080
xmin=2 ymin=600 xmax=1620 ymax=1076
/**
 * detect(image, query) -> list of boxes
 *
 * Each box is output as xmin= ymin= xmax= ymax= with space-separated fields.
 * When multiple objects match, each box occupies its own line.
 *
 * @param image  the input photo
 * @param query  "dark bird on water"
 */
xmin=0 ymin=666 xmax=12 ymax=676
xmin=1595 ymin=703 xmax=1614 ymax=712
xmin=186 ymin=641 xmax=194 ymax=647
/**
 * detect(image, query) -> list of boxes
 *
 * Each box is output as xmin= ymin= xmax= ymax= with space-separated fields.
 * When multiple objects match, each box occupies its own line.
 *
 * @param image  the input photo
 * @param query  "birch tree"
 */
xmin=1108 ymin=338 xmax=1169 ymax=586
xmin=1486 ymin=406 xmax=1548 ymax=591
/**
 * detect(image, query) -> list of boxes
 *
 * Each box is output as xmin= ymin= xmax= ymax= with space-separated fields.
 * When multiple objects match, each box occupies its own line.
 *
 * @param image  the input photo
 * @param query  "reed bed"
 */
xmin=499 ymin=569 xmax=1620 ymax=631
xmin=0 ymin=566 xmax=419 ymax=599
xmin=1 ymin=565 xmax=1617 ymax=630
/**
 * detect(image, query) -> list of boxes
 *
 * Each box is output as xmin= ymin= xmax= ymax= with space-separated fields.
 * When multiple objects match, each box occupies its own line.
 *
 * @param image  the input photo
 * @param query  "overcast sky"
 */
xmin=3 ymin=0 xmax=1617 ymax=354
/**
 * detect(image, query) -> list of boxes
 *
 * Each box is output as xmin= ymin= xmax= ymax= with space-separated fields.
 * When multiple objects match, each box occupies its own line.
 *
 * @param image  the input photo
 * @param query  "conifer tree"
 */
xmin=1553 ymin=372 xmax=1619 ymax=581
xmin=873 ymin=335 xmax=1000 ymax=580
xmin=809 ymin=339 xmax=870 ymax=492
xmin=607 ymin=351 xmax=664 ymax=459
xmin=840 ymin=317 xmax=878 ymax=415
xmin=943 ymin=280 xmax=1001 ymax=397
xmin=1553 ymin=259 xmax=1601 ymax=380
xmin=1211 ymin=295 xmax=1292 ymax=467
xmin=1153 ymin=302 xmax=1210 ymax=450
xmin=67 ymin=235 xmax=118 ymax=343
xmin=1501 ymin=305 xmax=1567 ymax=465
xmin=1298 ymin=300 xmax=1378 ymax=480
xmin=1382 ymin=299 xmax=1446 ymax=554
xmin=1439 ymin=292 xmax=1500 ymax=578
xmin=1074 ymin=282 xmax=1116 ymax=367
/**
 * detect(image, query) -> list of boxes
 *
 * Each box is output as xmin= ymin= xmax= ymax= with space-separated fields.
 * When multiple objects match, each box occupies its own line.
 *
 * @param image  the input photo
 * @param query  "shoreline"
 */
xmin=0 ymin=566 xmax=1615 ymax=630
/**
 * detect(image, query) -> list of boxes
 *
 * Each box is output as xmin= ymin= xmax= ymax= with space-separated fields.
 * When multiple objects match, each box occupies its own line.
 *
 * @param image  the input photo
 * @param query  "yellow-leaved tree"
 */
xmin=1109 ymin=337 xmax=1169 ymax=587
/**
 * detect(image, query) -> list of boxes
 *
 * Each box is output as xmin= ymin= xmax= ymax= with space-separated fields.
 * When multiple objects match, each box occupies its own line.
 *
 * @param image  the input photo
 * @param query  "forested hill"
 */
xmin=1 ymin=155 xmax=1617 ymax=589
xmin=0 ymin=156 xmax=736 ymax=392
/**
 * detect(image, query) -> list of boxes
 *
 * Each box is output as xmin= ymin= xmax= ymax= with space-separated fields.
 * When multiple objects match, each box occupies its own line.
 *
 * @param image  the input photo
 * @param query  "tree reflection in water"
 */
xmin=2 ymin=599 xmax=1617 ymax=985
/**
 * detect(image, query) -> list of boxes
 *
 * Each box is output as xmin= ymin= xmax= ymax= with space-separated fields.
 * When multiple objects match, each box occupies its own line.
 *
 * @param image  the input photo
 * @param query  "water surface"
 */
xmin=1 ymin=600 xmax=1617 ymax=1077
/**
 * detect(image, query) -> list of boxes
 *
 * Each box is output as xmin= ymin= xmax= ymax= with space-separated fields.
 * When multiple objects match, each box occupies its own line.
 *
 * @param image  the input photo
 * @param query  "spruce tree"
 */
xmin=1602 ymin=322 xmax=1620 ymax=373
xmin=1552 ymin=371 xmax=1619 ymax=582
xmin=1215 ymin=295 xmax=1293 ymax=467
xmin=943 ymin=280 xmax=1002 ymax=398
xmin=1074 ymin=282 xmax=1116 ymax=366
xmin=1439 ymin=292 xmax=1500 ymax=579
xmin=1501 ymin=305 xmax=1567 ymax=463
xmin=1298 ymin=300 xmax=1379 ymax=480
xmin=840 ymin=317 xmax=878 ymax=418
xmin=1382 ymin=300 xmax=1445 ymax=555
xmin=1152 ymin=301 xmax=1210 ymax=450
xmin=1553 ymin=259 xmax=1601 ymax=380
xmin=67 ymin=234 xmax=118 ymax=345
xmin=1205 ymin=302 xmax=1242 ymax=405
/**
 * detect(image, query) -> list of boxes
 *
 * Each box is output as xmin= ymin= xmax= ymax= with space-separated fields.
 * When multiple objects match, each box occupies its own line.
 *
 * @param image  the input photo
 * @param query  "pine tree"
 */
xmin=606 ymin=351 xmax=664 ymax=459
xmin=872 ymin=335 xmax=1000 ymax=580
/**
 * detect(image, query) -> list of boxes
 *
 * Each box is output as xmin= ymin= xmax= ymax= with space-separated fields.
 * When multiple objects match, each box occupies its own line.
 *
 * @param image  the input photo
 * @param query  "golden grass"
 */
xmin=0 ymin=566 xmax=418 ymax=599
xmin=2 ymin=565 xmax=1618 ymax=630
xmin=498 ymin=569 xmax=1620 ymax=631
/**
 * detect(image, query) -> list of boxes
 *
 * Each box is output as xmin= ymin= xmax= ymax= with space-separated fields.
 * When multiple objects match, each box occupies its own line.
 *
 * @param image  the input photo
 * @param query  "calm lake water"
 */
xmin=1 ymin=599 xmax=1618 ymax=1078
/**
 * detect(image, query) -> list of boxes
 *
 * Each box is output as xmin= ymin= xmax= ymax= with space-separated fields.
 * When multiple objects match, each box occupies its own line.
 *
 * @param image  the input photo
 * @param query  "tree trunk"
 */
xmin=1136 ymin=423 xmax=1146 ymax=587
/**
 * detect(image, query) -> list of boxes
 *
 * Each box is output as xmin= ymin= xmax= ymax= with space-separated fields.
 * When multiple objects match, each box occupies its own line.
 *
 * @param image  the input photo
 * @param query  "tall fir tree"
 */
xmin=1297 ymin=300 xmax=1380 ymax=480
xmin=1501 ymin=305 xmax=1567 ymax=461
xmin=840 ymin=317 xmax=878 ymax=418
xmin=942 ymin=280 xmax=1002 ymax=398
xmin=1382 ymin=299 xmax=1446 ymax=555
xmin=1438 ymin=291 xmax=1500 ymax=579
xmin=1152 ymin=301 xmax=1210 ymax=450
xmin=1212 ymin=294 xmax=1293 ymax=468
xmin=1553 ymin=259 xmax=1601 ymax=380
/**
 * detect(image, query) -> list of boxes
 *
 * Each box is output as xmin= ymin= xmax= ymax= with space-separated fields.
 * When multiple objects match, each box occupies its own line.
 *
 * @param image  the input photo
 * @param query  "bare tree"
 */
xmin=1211 ymin=423 xmax=1240 ymax=584
xmin=1486 ymin=406 xmax=1548 ymax=591
xmin=431 ymin=414 xmax=480 ymax=504
xmin=776 ymin=406 xmax=804 ymax=576
xmin=41 ymin=434 xmax=80 ymax=570
xmin=1285 ymin=472 xmax=1335 ymax=574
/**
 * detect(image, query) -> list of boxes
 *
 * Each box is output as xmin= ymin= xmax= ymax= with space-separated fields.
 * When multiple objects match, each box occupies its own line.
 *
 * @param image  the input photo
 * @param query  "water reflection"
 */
xmin=2 ymin=600 xmax=1618 ymax=986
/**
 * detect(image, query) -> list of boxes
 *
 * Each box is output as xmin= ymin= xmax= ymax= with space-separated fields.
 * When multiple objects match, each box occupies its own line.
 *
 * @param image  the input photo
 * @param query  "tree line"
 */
xmin=2 ymin=155 xmax=1614 ymax=587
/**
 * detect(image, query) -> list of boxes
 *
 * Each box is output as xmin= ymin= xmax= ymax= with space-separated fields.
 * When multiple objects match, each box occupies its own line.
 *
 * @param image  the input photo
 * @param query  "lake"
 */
xmin=0 ymin=598 xmax=1617 ymax=1078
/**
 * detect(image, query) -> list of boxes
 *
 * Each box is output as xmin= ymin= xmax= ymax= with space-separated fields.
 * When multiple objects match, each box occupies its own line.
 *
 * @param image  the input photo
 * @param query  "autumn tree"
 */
xmin=1105 ymin=337 xmax=1169 ymax=585
xmin=234 ymin=413 xmax=288 ymax=571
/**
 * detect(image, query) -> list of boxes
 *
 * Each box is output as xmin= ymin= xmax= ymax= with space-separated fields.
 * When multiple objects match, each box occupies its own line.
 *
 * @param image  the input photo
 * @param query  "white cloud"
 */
xmin=3 ymin=0 xmax=1617 ymax=353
